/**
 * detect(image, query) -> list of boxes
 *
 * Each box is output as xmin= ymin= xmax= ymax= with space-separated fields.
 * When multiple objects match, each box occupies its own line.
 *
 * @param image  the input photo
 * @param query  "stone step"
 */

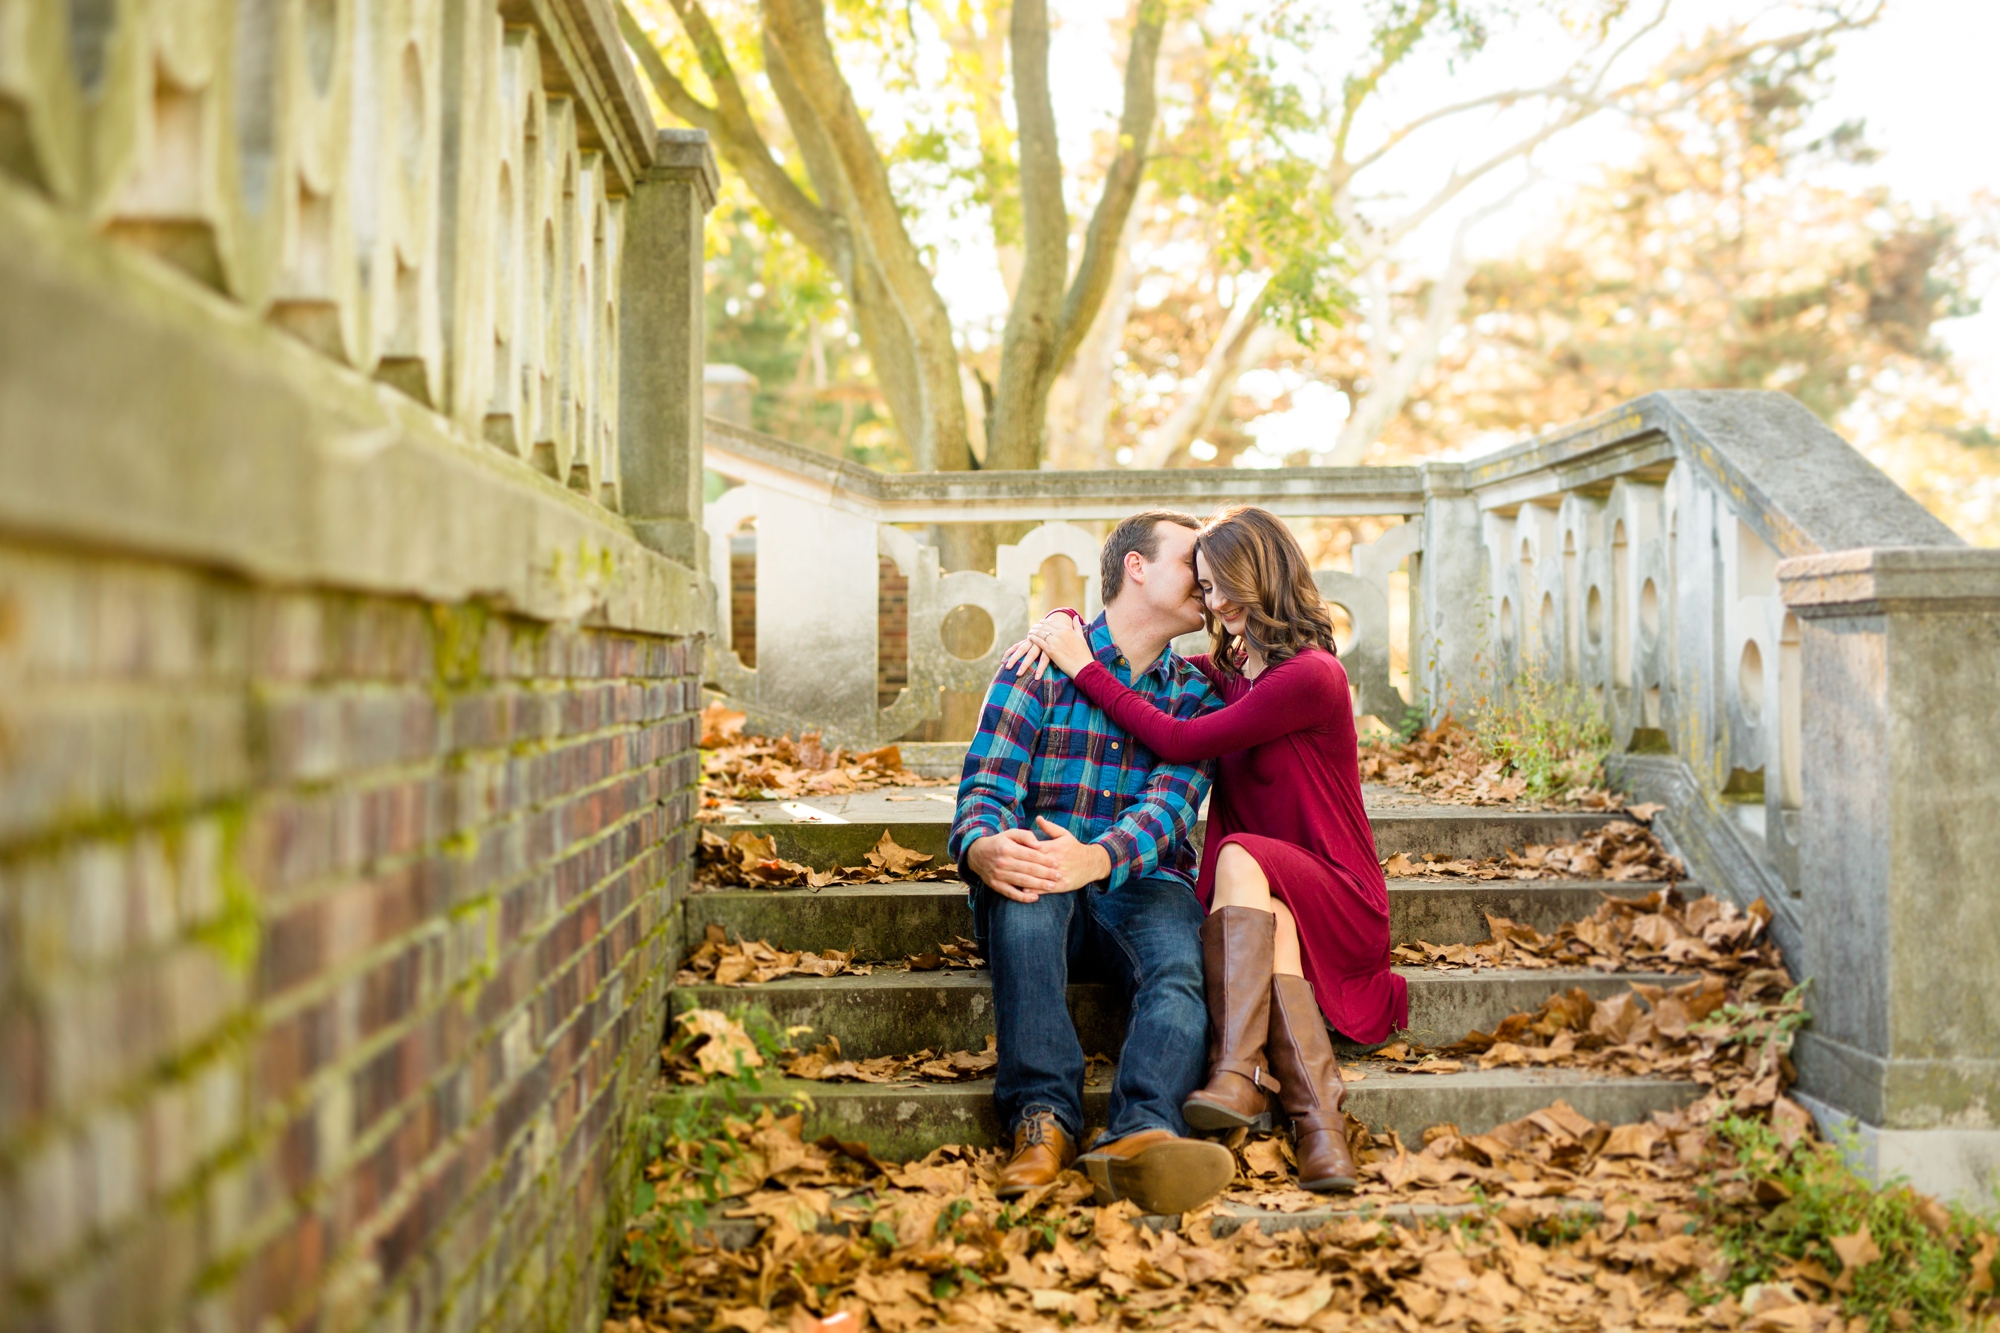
xmin=708 ymin=802 xmax=1635 ymax=871
xmin=654 ymin=1064 xmax=1701 ymax=1164
xmin=686 ymin=878 xmax=1688 ymax=959
xmin=669 ymin=966 xmax=1676 ymax=1057
xmin=694 ymin=1196 xmax=1606 ymax=1251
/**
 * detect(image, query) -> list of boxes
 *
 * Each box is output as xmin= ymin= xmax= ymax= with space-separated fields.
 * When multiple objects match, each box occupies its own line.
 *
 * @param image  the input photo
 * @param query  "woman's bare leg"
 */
xmin=1271 ymin=900 xmax=1304 ymax=977
xmin=1212 ymin=844 xmax=1304 ymax=976
xmin=1211 ymin=843 xmax=1271 ymax=911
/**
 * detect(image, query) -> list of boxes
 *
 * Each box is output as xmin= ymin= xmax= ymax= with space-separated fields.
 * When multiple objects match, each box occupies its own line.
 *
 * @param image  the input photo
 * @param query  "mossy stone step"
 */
xmin=652 ymin=1063 xmax=1702 ymax=1164
xmin=684 ymin=879 xmax=1694 ymax=959
xmin=668 ymin=967 xmax=1680 ymax=1059
xmin=708 ymin=806 xmax=1642 ymax=871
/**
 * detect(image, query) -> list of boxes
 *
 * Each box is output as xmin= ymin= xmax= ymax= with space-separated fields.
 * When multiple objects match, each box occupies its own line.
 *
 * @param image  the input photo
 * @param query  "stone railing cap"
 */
xmin=654 ymin=128 xmax=720 ymax=208
xmin=546 ymin=0 xmax=661 ymax=185
xmin=1778 ymin=546 xmax=2000 ymax=610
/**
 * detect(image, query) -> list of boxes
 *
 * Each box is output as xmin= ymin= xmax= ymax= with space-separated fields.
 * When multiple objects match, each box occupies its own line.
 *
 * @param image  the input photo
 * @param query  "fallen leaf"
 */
xmin=1830 ymin=1226 xmax=1883 ymax=1272
xmin=866 ymin=829 xmax=935 ymax=876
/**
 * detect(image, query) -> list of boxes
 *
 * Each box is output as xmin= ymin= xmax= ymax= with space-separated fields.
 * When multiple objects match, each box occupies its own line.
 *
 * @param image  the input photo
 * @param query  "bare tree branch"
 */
xmin=1328 ymin=175 xmax=1534 ymax=464
xmin=618 ymin=1 xmax=849 ymax=269
xmin=760 ymin=0 xmax=971 ymax=470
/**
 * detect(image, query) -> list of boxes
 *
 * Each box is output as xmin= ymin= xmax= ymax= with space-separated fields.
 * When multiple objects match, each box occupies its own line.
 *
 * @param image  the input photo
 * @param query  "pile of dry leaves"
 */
xmin=697 ymin=828 xmax=956 ymax=890
xmin=700 ymin=704 xmax=941 ymax=812
xmin=673 ymin=926 xmax=983 ymax=993
xmin=783 ymin=1033 xmax=1002 ymax=1085
xmin=1360 ymin=718 xmax=1629 ymax=810
xmin=617 ymin=891 xmax=1997 ymax=1332
xmin=1393 ymin=885 xmax=1784 ymax=978
xmin=1383 ymin=819 xmax=1677 ymax=884
xmin=674 ymin=923 xmax=876 ymax=990
xmin=613 ymin=1075 xmax=1984 ymax=1333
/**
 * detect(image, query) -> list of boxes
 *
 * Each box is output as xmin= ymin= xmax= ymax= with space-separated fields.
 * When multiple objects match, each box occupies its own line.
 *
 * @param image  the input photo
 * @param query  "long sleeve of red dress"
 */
xmin=1073 ymin=657 xmax=1325 ymax=760
xmin=1070 ymin=649 xmax=1408 ymax=1043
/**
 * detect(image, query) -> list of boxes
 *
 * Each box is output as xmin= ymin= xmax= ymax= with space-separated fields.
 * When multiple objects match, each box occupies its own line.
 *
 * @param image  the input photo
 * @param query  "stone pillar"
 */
xmin=1779 ymin=546 xmax=2000 ymax=1202
xmin=1416 ymin=462 xmax=1487 ymax=724
xmin=620 ymin=128 xmax=719 ymax=569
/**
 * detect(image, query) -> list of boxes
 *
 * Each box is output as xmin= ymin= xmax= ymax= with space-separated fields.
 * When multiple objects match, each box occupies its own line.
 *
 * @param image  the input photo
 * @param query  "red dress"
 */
xmin=1072 ymin=648 xmax=1408 ymax=1043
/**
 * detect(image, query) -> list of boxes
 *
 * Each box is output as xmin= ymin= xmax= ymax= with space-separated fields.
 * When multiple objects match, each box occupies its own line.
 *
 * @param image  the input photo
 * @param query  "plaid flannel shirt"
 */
xmin=949 ymin=613 xmax=1220 ymax=892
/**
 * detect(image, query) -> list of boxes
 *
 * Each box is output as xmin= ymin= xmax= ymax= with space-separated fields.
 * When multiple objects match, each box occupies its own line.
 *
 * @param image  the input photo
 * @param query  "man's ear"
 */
xmin=1124 ymin=548 xmax=1149 ymax=588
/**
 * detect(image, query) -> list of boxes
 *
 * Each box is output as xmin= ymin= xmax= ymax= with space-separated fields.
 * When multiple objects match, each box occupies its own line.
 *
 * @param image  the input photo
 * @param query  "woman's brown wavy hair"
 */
xmin=1195 ymin=505 xmax=1339 ymax=680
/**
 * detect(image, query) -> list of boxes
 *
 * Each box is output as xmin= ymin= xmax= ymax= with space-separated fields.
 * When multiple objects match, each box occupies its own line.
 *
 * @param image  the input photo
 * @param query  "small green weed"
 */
xmin=1699 ymin=1116 xmax=2000 ymax=1331
xmin=1469 ymin=662 xmax=1612 ymax=801
xmin=620 ymin=1005 xmax=800 ymax=1281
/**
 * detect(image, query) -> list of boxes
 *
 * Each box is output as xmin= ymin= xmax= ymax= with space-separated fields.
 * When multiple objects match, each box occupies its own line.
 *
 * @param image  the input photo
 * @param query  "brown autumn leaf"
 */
xmin=866 ymin=829 xmax=935 ymax=876
xmin=664 ymin=1008 xmax=765 ymax=1083
xmin=1831 ymin=1225 xmax=1884 ymax=1272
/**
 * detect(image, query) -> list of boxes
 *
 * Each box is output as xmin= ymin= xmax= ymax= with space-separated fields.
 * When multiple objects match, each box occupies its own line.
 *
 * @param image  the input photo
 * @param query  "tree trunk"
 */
xmin=985 ymin=0 xmax=1066 ymax=473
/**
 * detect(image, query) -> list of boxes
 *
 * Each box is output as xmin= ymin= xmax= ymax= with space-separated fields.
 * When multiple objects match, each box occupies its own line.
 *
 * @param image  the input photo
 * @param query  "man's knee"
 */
xmin=1140 ymin=941 xmax=1205 ymax=1002
xmin=983 ymin=888 xmax=1073 ymax=949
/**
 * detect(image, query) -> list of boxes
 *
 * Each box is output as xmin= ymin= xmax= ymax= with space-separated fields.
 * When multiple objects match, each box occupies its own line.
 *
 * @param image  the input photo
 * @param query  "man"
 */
xmin=950 ymin=510 xmax=1236 ymax=1217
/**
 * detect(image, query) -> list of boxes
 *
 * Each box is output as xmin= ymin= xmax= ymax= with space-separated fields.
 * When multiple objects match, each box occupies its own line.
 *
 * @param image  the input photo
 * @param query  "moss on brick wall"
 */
xmin=0 ymin=541 xmax=703 ymax=1332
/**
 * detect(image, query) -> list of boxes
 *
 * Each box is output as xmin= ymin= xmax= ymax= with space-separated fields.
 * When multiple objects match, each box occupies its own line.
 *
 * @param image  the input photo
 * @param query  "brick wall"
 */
xmin=0 ymin=542 xmax=701 ymax=1332
xmin=878 ymin=558 xmax=910 ymax=709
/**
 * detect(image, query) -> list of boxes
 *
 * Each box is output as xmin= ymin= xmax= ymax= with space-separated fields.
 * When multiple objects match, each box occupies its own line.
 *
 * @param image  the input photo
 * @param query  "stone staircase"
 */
xmin=657 ymin=788 xmax=1703 ymax=1162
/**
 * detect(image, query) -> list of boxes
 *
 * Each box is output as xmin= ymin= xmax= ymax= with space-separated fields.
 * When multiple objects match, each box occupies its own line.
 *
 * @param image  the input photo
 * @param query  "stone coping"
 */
xmin=1778 ymin=546 xmax=2000 ymax=613
xmin=0 ymin=179 xmax=704 ymax=637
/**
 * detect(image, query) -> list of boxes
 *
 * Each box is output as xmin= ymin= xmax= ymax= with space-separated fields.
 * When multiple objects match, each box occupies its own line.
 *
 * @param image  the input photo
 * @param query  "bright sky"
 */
xmin=940 ymin=0 xmax=2000 ymax=414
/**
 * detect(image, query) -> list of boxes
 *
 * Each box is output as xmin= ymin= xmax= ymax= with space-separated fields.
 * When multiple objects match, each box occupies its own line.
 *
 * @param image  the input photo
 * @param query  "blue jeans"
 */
xmin=970 ymin=873 xmax=1208 ymax=1145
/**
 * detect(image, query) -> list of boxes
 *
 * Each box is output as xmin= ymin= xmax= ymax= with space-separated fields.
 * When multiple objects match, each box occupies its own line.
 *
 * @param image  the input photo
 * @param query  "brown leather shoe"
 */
xmin=1075 ymin=1129 xmax=1236 ymax=1215
xmin=995 ymin=1110 xmax=1075 ymax=1198
xmin=1265 ymin=974 xmax=1358 ymax=1192
xmin=1183 ymin=906 xmax=1280 ymax=1133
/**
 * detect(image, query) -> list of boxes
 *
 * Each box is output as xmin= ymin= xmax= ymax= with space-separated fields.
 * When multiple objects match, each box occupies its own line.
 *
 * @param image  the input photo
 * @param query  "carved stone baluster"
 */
xmin=98 ymin=0 xmax=245 ymax=292
xmin=565 ymin=151 xmax=604 ymax=496
xmin=0 ymin=0 xmax=86 ymax=199
xmin=351 ymin=0 xmax=444 ymax=405
xmin=436 ymin=0 xmax=504 ymax=431
xmin=597 ymin=193 xmax=623 ymax=509
xmin=529 ymin=97 xmax=580 ymax=479
xmin=480 ymin=26 xmax=535 ymax=454
xmin=268 ymin=0 xmax=361 ymax=361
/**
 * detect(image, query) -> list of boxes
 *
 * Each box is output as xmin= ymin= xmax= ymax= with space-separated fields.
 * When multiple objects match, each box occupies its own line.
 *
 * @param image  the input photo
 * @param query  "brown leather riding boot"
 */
xmin=1265 ymin=974 xmax=1358 ymax=1192
xmin=995 ymin=1110 xmax=1075 ymax=1198
xmin=1075 ymin=1130 xmax=1237 ymax=1216
xmin=1182 ymin=907 xmax=1280 ymax=1133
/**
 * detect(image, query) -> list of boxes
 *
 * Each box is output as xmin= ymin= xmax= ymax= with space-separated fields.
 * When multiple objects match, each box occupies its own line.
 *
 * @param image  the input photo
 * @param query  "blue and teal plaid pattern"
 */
xmin=949 ymin=613 xmax=1219 ymax=891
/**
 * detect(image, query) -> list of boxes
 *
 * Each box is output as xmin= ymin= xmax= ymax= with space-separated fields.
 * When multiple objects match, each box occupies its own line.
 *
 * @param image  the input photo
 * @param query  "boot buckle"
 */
xmin=1252 ymin=1066 xmax=1282 ymax=1096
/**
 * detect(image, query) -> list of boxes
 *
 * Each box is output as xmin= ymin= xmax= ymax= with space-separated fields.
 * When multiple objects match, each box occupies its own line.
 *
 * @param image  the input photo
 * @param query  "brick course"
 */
xmin=0 ymin=542 xmax=700 ymax=1332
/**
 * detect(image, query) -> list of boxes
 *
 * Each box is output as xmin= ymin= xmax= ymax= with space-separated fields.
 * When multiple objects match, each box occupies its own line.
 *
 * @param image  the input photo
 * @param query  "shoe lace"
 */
xmin=1014 ymin=1112 xmax=1057 ymax=1149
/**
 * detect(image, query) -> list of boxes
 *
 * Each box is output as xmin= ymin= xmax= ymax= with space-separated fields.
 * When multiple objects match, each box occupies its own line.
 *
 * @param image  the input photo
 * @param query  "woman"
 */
xmin=1008 ymin=505 xmax=1406 ymax=1192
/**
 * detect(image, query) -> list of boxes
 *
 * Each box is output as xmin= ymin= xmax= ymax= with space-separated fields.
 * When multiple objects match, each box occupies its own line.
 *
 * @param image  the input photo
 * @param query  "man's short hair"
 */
xmin=1101 ymin=510 xmax=1200 ymax=604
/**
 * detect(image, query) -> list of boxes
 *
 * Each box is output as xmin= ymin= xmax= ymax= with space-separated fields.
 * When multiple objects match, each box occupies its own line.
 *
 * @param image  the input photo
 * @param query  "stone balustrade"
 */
xmin=1 ymin=0 xmax=669 ymax=507
xmin=702 ymin=390 xmax=2000 ymax=1199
